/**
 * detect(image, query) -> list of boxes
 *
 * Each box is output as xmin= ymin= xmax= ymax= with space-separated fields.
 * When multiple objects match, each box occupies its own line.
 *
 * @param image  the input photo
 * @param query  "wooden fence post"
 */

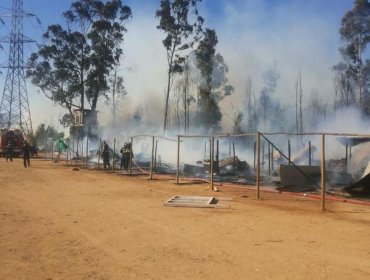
xmin=256 ymin=132 xmax=261 ymax=199
xmin=321 ymin=134 xmax=326 ymax=211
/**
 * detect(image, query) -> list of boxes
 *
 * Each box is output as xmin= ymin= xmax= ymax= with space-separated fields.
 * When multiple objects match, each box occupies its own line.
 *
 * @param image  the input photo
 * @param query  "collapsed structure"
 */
xmin=59 ymin=133 xmax=370 ymax=199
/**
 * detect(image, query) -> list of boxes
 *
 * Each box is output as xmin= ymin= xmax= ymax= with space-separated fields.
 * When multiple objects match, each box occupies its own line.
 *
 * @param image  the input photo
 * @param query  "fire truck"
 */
xmin=0 ymin=128 xmax=24 ymax=157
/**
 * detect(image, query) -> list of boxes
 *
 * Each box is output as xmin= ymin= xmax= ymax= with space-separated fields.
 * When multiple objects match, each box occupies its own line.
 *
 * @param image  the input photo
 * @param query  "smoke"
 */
xmin=317 ymin=107 xmax=370 ymax=134
xmin=211 ymin=1 xmax=352 ymax=132
xmin=11 ymin=0 xmax=356 ymax=139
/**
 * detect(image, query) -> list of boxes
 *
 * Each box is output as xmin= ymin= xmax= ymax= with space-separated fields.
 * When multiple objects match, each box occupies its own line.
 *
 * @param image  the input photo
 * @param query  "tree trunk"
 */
xmin=184 ymin=74 xmax=188 ymax=134
xmin=163 ymin=46 xmax=176 ymax=133
xmin=299 ymin=72 xmax=303 ymax=144
xmin=112 ymin=70 xmax=117 ymax=129
xmin=80 ymin=50 xmax=85 ymax=115
xmin=163 ymin=69 xmax=171 ymax=132
xmin=295 ymin=77 xmax=299 ymax=134
xmin=358 ymin=43 xmax=363 ymax=105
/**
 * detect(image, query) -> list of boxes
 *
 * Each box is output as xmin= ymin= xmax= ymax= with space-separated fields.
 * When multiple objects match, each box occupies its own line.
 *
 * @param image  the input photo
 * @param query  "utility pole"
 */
xmin=0 ymin=0 xmax=39 ymax=135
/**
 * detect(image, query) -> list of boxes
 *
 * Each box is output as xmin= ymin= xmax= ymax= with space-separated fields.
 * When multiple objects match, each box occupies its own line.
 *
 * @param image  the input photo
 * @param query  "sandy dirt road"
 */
xmin=1 ymin=158 xmax=370 ymax=280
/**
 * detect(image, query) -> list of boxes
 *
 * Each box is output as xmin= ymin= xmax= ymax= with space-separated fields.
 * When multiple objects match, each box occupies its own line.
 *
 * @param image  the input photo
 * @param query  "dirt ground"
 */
xmin=1 ymin=158 xmax=370 ymax=280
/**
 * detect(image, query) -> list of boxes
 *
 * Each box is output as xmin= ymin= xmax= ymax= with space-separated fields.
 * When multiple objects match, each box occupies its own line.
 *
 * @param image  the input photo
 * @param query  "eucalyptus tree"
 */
xmin=194 ymin=28 xmax=233 ymax=133
xmin=156 ymin=0 xmax=204 ymax=132
xmin=361 ymin=59 xmax=370 ymax=115
xmin=305 ymin=90 xmax=328 ymax=130
xmin=295 ymin=71 xmax=303 ymax=136
xmin=339 ymin=0 xmax=370 ymax=106
xmin=242 ymin=76 xmax=257 ymax=148
xmin=107 ymin=70 xmax=126 ymax=129
xmin=243 ymin=76 xmax=257 ymax=133
xmin=332 ymin=62 xmax=356 ymax=110
xmin=180 ymin=57 xmax=196 ymax=134
xmin=223 ymin=103 xmax=244 ymax=135
xmin=27 ymin=123 xmax=65 ymax=149
xmin=258 ymin=65 xmax=280 ymax=131
xmin=27 ymin=0 xmax=132 ymax=128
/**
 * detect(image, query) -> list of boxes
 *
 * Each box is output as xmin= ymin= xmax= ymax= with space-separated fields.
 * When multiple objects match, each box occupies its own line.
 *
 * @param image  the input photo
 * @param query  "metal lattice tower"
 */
xmin=0 ymin=0 xmax=33 ymax=135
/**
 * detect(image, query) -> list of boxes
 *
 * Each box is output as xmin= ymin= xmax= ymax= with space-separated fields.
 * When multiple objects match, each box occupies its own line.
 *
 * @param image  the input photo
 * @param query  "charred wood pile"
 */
xmin=344 ymin=161 xmax=370 ymax=197
xmin=203 ymin=156 xmax=249 ymax=175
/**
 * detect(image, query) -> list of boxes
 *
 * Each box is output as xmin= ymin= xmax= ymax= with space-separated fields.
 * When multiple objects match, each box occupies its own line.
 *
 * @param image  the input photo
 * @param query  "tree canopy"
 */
xmin=27 ymin=0 xmax=132 ymax=127
xmin=338 ymin=0 xmax=370 ymax=108
xmin=194 ymin=28 xmax=233 ymax=133
xmin=156 ymin=0 xmax=204 ymax=131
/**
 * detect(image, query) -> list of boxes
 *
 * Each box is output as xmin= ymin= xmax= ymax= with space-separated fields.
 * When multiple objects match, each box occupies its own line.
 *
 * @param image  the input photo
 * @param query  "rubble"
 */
xmin=344 ymin=173 xmax=370 ymax=197
xmin=291 ymin=145 xmax=317 ymax=165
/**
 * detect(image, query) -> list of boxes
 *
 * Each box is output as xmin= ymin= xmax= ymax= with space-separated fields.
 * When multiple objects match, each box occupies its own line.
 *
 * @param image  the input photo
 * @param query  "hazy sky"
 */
xmin=0 ymin=0 xmax=356 ymax=132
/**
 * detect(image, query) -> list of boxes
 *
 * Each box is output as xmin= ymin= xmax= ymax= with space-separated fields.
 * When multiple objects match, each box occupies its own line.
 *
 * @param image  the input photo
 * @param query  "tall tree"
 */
xmin=173 ymin=57 xmax=196 ymax=134
xmin=169 ymin=83 xmax=182 ymax=133
xmin=224 ymin=103 xmax=244 ymax=134
xmin=27 ymin=0 xmax=131 ymax=128
xmin=258 ymin=65 xmax=280 ymax=131
xmin=194 ymin=28 xmax=233 ymax=133
xmin=156 ymin=0 xmax=204 ymax=132
xmin=107 ymin=70 xmax=127 ymax=128
xmin=29 ymin=123 xmax=65 ymax=148
xmin=295 ymin=71 xmax=303 ymax=146
xmin=305 ymin=90 xmax=328 ymax=130
xmin=339 ymin=0 xmax=370 ymax=107
xmin=243 ymin=76 xmax=257 ymax=134
xmin=332 ymin=62 xmax=356 ymax=110
xmin=181 ymin=57 xmax=195 ymax=134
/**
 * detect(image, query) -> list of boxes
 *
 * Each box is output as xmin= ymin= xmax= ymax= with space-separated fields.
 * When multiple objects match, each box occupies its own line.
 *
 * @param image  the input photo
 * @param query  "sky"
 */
xmin=0 ymin=0 xmax=357 ymax=133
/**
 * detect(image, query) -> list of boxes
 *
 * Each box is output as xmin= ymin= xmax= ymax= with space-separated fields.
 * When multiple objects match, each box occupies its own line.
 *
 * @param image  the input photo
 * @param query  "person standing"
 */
xmin=120 ymin=144 xmax=126 ymax=170
xmin=22 ymin=140 xmax=31 ymax=168
xmin=6 ymin=141 xmax=13 ymax=162
xmin=120 ymin=142 xmax=133 ymax=171
xmin=102 ymin=141 xmax=111 ymax=170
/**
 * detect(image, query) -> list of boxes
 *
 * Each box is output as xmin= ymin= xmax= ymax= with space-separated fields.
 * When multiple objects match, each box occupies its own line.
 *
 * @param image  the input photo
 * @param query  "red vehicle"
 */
xmin=0 ymin=128 xmax=24 ymax=157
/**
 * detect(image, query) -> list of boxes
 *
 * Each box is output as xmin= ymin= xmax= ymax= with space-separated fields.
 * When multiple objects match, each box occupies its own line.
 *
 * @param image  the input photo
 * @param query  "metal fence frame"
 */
xmin=53 ymin=131 xmax=370 ymax=211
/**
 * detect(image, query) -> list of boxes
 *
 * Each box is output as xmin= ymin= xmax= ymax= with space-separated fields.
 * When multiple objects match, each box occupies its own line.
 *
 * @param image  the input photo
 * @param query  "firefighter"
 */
xmin=6 ymin=141 xmax=13 ymax=162
xmin=120 ymin=142 xmax=133 ymax=171
xmin=102 ymin=141 xmax=111 ymax=170
xmin=22 ymin=140 xmax=31 ymax=168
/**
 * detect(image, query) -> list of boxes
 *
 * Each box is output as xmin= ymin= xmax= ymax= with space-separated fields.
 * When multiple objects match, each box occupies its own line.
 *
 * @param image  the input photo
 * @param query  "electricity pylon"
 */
xmin=0 ymin=0 xmax=39 ymax=135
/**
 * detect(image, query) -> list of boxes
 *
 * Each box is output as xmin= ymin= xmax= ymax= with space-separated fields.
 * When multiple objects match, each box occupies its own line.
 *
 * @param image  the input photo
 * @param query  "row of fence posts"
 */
xmin=173 ymin=133 xmax=327 ymax=211
xmin=42 ymin=132 xmax=325 ymax=210
xmin=46 ymin=131 xmax=369 ymax=212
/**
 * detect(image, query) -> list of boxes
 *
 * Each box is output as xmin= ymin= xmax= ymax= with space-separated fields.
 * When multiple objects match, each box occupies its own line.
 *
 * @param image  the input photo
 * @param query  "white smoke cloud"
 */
xmin=1 ymin=0 xmax=358 ymax=137
xmin=318 ymin=107 xmax=370 ymax=134
xmin=102 ymin=0 xmax=354 ymax=134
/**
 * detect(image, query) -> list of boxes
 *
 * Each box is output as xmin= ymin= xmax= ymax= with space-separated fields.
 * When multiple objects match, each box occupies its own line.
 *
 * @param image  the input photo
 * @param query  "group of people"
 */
xmin=5 ymin=140 xmax=32 ymax=168
xmin=102 ymin=141 xmax=133 ymax=171
xmin=5 ymin=138 xmax=133 ymax=170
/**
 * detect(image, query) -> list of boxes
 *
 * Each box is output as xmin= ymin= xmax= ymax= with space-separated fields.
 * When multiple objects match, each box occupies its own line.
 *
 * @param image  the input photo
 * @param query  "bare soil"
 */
xmin=1 ymin=158 xmax=370 ymax=280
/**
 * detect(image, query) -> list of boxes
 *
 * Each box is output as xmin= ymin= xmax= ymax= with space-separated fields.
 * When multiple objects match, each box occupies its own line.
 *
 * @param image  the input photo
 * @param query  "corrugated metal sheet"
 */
xmin=336 ymin=137 xmax=370 ymax=147
xmin=279 ymin=164 xmax=320 ymax=192
xmin=349 ymin=142 xmax=370 ymax=179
